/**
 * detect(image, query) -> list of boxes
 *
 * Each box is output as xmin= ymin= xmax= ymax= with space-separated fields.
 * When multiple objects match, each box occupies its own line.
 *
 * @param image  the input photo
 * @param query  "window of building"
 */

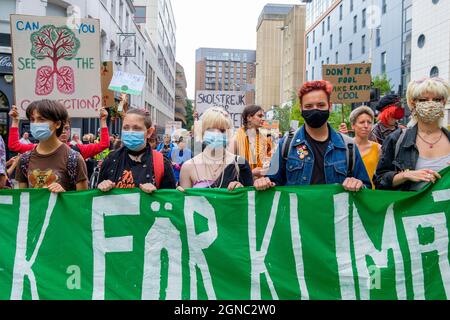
xmin=381 ymin=51 xmax=387 ymax=73
xmin=430 ymin=66 xmax=439 ymax=77
xmin=362 ymin=35 xmax=366 ymax=54
xmin=322 ymin=21 xmax=325 ymax=36
xmin=339 ymin=4 xmax=343 ymax=20
xmin=313 ymin=30 xmax=315 ymax=43
xmin=327 ymin=16 xmax=331 ymax=31
xmin=308 ymin=51 xmax=311 ymax=65
xmin=339 ymin=27 xmax=342 ymax=43
xmin=319 ymin=43 xmax=322 ymax=57
xmin=134 ymin=6 xmax=146 ymax=23
xmin=362 ymin=8 xmax=366 ymax=28
xmin=330 ymin=34 xmax=333 ymax=50
xmin=111 ymin=0 xmax=116 ymax=18
xmin=326 ymin=57 xmax=330 ymax=64
xmin=306 ymin=35 xmax=309 ymax=49
xmin=119 ymin=1 xmax=124 ymax=27
xmin=306 ymin=70 xmax=309 ymax=81
xmin=349 ymin=43 xmax=353 ymax=60
xmin=312 ymin=66 xmax=315 ymax=80
xmin=376 ymin=28 xmax=381 ymax=47
xmin=335 ymin=51 xmax=339 ymax=64
xmin=382 ymin=0 xmax=387 ymax=14
xmin=315 ymin=46 xmax=317 ymax=60
xmin=350 ymin=0 xmax=354 ymax=12
xmin=418 ymin=34 xmax=426 ymax=48
xmin=353 ymin=15 xmax=357 ymax=33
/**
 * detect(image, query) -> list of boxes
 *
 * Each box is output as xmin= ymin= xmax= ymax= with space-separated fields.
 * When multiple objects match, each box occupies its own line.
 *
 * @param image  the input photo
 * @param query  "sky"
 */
xmin=171 ymin=0 xmax=303 ymax=99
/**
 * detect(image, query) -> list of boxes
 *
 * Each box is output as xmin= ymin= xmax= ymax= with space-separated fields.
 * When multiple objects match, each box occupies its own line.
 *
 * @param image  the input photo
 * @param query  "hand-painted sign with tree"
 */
xmin=10 ymin=14 xmax=101 ymax=119
xmin=31 ymin=25 xmax=80 ymax=95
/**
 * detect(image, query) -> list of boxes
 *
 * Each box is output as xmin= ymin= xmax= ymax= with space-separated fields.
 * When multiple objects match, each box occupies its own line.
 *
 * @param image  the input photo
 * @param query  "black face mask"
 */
xmin=301 ymin=109 xmax=330 ymax=128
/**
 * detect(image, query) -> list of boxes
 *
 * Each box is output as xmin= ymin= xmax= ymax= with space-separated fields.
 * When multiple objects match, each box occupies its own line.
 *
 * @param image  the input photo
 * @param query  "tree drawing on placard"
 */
xmin=30 ymin=25 xmax=81 ymax=95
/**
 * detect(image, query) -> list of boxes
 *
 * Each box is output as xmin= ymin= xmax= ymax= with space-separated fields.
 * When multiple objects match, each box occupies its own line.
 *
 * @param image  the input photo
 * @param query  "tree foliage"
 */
xmin=184 ymin=99 xmax=194 ymax=130
xmin=372 ymin=74 xmax=394 ymax=96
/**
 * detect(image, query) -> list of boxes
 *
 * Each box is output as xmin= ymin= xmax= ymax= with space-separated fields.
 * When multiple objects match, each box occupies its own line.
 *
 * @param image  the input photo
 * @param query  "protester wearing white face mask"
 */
xmin=97 ymin=108 xmax=176 ymax=193
xmin=178 ymin=107 xmax=253 ymax=190
xmin=16 ymin=100 xmax=88 ymax=193
xmin=375 ymin=77 xmax=450 ymax=191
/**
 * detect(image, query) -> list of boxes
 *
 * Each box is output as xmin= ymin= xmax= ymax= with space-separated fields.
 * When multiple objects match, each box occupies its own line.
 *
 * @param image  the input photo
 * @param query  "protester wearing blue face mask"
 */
xmin=97 ymin=109 xmax=176 ymax=193
xmin=170 ymin=131 xmax=192 ymax=183
xmin=16 ymin=100 xmax=88 ymax=193
xmin=178 ymin=107 xmax=253 ymax=190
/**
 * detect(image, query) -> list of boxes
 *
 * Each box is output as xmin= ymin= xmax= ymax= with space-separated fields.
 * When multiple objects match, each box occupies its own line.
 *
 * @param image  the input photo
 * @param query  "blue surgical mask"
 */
xmin=122 ymin=130 xmax=146 ymax=151
xmin=203 ymin=131 xmax=228 ymax=149
xmin=30 ymin=123 xmax=53 ymax=141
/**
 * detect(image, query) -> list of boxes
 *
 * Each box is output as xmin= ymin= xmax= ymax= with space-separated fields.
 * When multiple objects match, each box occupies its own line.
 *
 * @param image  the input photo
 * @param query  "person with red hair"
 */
xmin=370 ymin=94 xmax=405 ymax=145
xmin=254 ymin=80 xmax=371 ymax=191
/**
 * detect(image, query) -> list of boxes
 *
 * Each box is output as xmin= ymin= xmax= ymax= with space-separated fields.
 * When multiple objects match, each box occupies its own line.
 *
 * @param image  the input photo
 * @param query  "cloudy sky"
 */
xmin=171 ymin=0 xmax=303 ymax=99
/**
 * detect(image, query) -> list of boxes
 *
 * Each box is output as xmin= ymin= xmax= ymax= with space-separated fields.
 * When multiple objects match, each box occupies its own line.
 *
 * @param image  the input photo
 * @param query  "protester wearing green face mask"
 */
xmin=15 ymin=100 xmax=88 ymax=193
xmin=375 ymin=77 xmax=450 ymax=191
xmin=97 ymin=108 xmax=176 ymax=193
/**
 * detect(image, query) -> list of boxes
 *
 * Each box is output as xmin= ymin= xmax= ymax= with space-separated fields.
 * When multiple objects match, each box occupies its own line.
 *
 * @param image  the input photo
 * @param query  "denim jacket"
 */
xmin=374 ymin=125 xmax=450 ymax=191
xmin=267 ymin=125 xmax=371 ymax=188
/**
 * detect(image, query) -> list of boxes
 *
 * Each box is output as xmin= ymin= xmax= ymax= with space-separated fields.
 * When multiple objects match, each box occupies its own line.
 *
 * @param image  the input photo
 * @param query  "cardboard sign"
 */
xmin=165 ymin=121 xmax=182 ymax=135
xmin=262 ymin=120 xmax=279 ymax=131
xmin=108 ymin=71 xmax=145 ymax=96
xmin=195 ymin=90 xmax=246 ymax=129
xmin=101 ymin=61 xmax=114 ymax=108
xmin=10 ymin=14 xmax=102 ymax=119
xmin=322 ymin=63 xmax=372 ymax=104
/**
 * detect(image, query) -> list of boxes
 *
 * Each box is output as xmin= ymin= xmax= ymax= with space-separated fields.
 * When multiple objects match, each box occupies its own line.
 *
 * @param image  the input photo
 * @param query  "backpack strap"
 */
xmin=19 ymin=150 xmax=33 ymax=182
xmin=339 ymin=133 xmax=356 ymax=178
xmin=67 ymin=148 xmax=79 ymax=188
xmin=152 ymin=150 xmax=165 ymax=189
xmin=394 ymin=128 xmax=407 ymax=159
xmin=282 ymin=128 xmax=301 ymax=160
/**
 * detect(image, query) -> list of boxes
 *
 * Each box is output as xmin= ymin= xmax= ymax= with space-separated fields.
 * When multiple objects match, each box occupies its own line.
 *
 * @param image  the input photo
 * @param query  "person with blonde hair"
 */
xmin=349 ymin=106 xmax=382 ymax=188
xmin=375 ymin=77 xmax=450 ymax=191
xmin=179 ymin=107 xmax=253 ymax=190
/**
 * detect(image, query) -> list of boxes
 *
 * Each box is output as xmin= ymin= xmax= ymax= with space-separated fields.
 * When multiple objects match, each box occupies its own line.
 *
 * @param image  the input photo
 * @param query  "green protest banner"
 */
xmin=0 ymin=168 xmax=449 ymax=300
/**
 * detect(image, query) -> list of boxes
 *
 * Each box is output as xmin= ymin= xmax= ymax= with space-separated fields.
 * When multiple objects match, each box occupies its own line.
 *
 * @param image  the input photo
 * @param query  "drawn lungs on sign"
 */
xmin=30 ymin=25 xmax=80 ymax=95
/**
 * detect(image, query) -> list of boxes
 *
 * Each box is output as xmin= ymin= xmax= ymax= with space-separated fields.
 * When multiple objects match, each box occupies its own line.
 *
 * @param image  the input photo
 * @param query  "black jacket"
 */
xmin=374 ymin=125 xmax=450 ymax=191
xmin=99 ymin=146 xmax=176 ymax=189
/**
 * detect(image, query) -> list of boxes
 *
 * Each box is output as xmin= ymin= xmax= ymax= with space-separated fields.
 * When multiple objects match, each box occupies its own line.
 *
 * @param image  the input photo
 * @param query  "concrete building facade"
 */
xmin=304 ymin=0 xmax=404 ymax=96
xmin=195 ymin=48 xmax=256 ymax=106
xmin=256 ymin=4 xmax=306 ymax=111
xmin=410 ymin=0 xmax=450 ymax=126
xmin=175 ymin=62 xmax=187 ymax=125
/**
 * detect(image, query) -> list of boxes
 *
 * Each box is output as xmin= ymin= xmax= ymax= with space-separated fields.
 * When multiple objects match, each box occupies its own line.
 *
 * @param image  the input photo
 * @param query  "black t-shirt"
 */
xmin=99 ymin=147 xmax=176 ymax=189
xmin=305 ymin=130 xmax=330 ymax=185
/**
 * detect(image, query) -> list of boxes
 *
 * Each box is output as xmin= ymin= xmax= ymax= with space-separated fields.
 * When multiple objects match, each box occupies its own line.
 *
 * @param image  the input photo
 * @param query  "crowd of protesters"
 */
xmin=0 ymin=76 xmax=449 ymax=194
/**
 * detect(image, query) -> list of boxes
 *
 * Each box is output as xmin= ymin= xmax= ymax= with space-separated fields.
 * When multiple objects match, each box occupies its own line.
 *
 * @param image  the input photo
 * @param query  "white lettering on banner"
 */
xmin=184 ymin=197 xmax=217 ymax=300
xmin=334 ymin=193 xmax=356 ymax=299
xmin=11 ymin=193 xmax=57 ymax=300
xmin=142 ymin=218 xmax=182 ymax=300
xmin=92 ymin=193 xmax=140 ymax=300
xmin=403 ymin=213 xmax=450 ymax=299
xmin=66 ymin=265 xmax=81 ymax=290
xmin=0 ymin=196 xmax=13 ymax=205
xmin=432 ymin=189 xmax=450 ymax=203
xmin=289 ymin=194 xmax=309 ymax=299
xmin=248 ymin=191 xmax=280 ymax=300
xmin=353 ymin=204 xmax=406 ymax=300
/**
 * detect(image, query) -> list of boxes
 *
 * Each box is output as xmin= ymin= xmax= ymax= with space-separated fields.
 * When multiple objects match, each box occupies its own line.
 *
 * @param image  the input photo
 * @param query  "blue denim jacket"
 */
xmin=267 ymin=125 xmax=371 ymax=188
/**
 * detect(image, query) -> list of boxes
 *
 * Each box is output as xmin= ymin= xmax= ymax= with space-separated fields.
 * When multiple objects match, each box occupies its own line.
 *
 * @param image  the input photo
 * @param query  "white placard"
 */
xmin=11 ymin=14 xmax=102 ymax=119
